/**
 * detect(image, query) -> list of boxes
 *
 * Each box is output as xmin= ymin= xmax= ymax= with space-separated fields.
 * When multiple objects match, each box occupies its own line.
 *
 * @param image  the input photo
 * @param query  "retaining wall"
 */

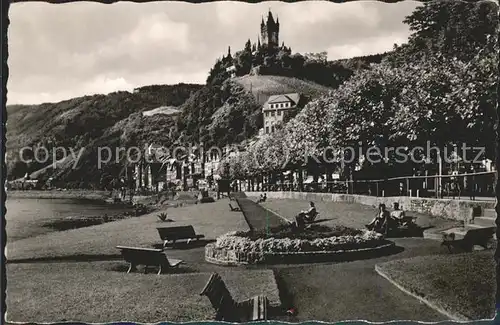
xmin=205 ymin=241 xmax=396 ymax=266
xmin=245 ymin=191 xmax=496 ymax=222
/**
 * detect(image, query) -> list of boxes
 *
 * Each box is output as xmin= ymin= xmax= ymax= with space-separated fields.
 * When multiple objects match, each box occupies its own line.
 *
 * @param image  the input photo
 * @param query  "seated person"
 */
xmin=366 ymin=203 xmax=391 ymax=233
xmin=390 ymin=202 xmax=405 ymax=220
xmin=295 ymin=202 xmax=318 ymax=227
xmin=257 ymin=193 xmax=267 ymax=203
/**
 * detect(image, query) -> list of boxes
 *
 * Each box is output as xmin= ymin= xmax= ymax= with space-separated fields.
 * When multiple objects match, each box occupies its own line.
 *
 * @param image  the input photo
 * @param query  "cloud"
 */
xmin=7 ymin=1 xmax=420 ymax=105
xmin=128 ymin=13 xmax=190 ymax=52
xmin=281 ymin=1 xmax=380 ymax=27
xmin=327 ymin=33 xmax=410 ymax=60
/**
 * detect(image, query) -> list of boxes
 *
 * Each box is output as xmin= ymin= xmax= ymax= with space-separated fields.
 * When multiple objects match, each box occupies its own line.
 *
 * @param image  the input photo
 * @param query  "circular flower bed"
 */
xmin=205 ymin=224 xmax=392 ymax=265
xmin=217 ymin=224 xmax=384 ymax=253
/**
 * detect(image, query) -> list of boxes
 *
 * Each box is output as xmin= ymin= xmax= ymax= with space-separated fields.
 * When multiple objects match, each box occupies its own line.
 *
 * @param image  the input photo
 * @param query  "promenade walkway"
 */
xmin=7 ymin=198 xmax=470 ymax=322
xmin=235 ymin=196 xmax=288 ymax=231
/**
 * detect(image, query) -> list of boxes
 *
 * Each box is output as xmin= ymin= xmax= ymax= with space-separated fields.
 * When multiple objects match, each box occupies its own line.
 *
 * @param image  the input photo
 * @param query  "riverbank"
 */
xmin=7 ymin=190 xmax=112 ymax=201
xmin=6 ymin=197 xmax=138 ymax=242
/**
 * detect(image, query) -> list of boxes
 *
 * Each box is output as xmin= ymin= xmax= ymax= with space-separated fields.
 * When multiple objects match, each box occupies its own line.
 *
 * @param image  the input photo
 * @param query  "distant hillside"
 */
xmin=6 ymin=83 xmax=203 ymax=182
xmin=234 ymin=75 xmax=332 ymax=105
xmin=175 ymin=75 xmax=332 ymax=148
xmin=7 ymin=49 xmax=385 ymax=186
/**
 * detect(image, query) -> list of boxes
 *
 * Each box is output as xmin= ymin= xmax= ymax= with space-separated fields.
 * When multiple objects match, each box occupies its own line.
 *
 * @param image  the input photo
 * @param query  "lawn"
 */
xmin=7 ymin=200 xmax=249 ymax=261
xmin=261 ymin=199 xmax=456 ymax=231
xmin=375 ymin=250 xmax=496 ymax=320
xmin=233 ymin=75 xmax=331 ymax=105
xmin=6 ymin=262 xmax=280 ymax=323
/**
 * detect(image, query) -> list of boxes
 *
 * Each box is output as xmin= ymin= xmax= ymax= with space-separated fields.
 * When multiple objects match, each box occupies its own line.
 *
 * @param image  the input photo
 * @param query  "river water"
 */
xmin=5 ymin=198 xmax=130 ymax=242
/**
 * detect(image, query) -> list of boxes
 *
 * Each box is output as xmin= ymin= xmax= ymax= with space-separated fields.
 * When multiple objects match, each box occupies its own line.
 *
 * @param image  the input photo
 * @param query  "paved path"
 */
xmin=236 ymin=197 xmax=288 ymax=231
xmin=272 ymin=238 xmax=449 ymax=322
xmin=8 ymin=199 xmax=459 ymax=322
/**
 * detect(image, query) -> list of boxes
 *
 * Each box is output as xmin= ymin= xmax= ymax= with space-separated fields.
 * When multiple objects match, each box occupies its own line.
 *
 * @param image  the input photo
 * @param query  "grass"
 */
xmin=7 ymin=200 xmax=249 ymax=261
xmin=261 ymin=199 xmax=455 ymax=231
xmin=376 ymin=250 xmax=496 ymax=320
xmin=233 ymin=75 xmax=331 ymax=105
xmin=6 ymin=262 xmax=279 ymax=323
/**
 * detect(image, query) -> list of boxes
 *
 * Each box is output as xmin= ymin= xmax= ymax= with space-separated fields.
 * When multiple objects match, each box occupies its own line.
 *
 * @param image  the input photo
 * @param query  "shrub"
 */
xmin=215 ymin=226 xmax=384 ymax=254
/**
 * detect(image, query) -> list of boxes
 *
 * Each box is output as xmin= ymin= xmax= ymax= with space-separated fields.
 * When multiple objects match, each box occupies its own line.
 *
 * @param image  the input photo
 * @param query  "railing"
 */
xmin=240 ymin=171 xmax=496 ymax=201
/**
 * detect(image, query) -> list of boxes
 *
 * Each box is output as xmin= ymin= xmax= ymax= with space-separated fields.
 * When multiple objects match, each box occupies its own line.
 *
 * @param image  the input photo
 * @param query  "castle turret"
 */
xmin=260 ymin=10 xmax=279 ymax=49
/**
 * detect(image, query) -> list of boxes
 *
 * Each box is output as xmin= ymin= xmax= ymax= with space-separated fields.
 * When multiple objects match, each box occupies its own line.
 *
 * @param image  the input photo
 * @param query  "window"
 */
xmin=271 ymin=111 xmax=275 ymax=117
xmin=271 ymin=126 xmax=275 ymax=133
xmin=265 ymin=127 xmax=269 ymax=134
xmin=277 ymin=110 xmax=282 ymax=116
xmin=270 ymin=104 xmax=275 ymax=109
xmin=280 ymin=103 xmax=284 ymax=108
xmin=265 ymin=111 xmax=269 ymax=117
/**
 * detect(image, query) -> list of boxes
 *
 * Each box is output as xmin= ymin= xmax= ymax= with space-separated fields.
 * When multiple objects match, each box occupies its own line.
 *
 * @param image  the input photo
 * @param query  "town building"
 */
xmin=262 ymin=93 xmax=301 ymax=134
xmin=226 ymin=65 xmax=237 ymax=78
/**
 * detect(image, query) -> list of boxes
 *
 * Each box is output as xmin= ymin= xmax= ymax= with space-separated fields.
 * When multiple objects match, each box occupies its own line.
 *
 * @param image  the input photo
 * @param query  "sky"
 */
xmin=7 ymin=0 xmax=421 ymax=105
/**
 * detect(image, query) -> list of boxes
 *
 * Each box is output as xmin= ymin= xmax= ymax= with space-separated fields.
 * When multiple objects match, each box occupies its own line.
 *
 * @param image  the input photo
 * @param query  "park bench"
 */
xmin=200 ymin=273 xmax=268 ymax=322
xmin=157 ymin=225 xmax=205 ymax=248
xmin=441 ymin=226 xmax=496 ymax=253
xmin=116 ymin=246 xmax=183 ymax=275
xmin=229 ymin=202 xmax=241 ymax=212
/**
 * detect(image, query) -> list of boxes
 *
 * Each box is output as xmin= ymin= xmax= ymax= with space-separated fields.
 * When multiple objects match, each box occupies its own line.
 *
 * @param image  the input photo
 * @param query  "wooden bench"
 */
xmin=200 ymin=273 xmax=268 ymax=322
xmin=116 ymin=246 xmax=183 ymax=275
xmin=441 ymin=227 xmax=496 ymax=253
xmin=229 ymin=201 xmax=241 ymax=212
xmin=157 ymin=225 xmax=205 ymax=248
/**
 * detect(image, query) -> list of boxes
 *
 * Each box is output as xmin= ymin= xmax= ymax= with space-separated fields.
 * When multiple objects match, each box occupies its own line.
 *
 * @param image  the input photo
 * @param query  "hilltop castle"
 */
xmin=260 ymin=10 xmax=279 ymax=49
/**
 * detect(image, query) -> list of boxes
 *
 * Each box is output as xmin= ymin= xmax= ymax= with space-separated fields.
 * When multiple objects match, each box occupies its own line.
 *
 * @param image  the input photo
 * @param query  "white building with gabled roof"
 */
xmin=262 ymin=93 xmax=301 ymax=134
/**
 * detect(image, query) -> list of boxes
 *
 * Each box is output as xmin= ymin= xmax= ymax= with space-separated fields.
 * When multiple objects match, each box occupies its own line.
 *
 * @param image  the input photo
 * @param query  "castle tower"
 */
xmin=260 ymin=10 xmax=279 ymax=49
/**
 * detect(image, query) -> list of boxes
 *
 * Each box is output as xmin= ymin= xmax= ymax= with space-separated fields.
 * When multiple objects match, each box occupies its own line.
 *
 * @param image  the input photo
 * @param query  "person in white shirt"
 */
xmin=390 ymin=202 xmax=405 ymax=220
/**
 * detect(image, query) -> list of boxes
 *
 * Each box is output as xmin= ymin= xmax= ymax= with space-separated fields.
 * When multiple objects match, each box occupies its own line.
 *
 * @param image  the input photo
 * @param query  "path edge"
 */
xmin=374 ymin=264 xmax=470 ymax=322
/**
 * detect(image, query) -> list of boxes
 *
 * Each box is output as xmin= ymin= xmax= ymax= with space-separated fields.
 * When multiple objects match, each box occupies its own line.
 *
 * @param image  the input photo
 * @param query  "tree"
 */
xmin=390 ymin=0 xmax=498 ymax=62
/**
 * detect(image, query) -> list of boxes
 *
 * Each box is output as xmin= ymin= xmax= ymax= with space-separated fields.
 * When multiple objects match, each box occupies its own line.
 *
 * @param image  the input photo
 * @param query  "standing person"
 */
xmin=466 ymin=167 xmax=476 ymax=200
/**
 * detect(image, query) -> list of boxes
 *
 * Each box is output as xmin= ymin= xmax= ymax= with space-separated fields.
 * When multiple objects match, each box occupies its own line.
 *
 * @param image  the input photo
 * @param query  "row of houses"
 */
xmin=133 ymin=92 xmax=302 ymax=192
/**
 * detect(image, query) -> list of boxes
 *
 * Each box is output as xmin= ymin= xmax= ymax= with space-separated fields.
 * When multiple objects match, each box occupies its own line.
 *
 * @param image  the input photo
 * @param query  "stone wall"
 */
xmin=205 ymin=241 xmax=396 ymax=266
xmin=245 ymin=191 xmax=496 ymax=222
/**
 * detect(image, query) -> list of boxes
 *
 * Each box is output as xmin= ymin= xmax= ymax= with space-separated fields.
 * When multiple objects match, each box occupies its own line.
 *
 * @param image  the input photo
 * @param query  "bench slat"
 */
xmin=200 ymin=273 xmax=268 ymax=322
xmin=116 ymin=245 xmax=162 ymax=252
xmin=116 ymin=246 xmax=184 ymax=273
xmin=169 ymin=259 xmax=184 ymax=267
xmin=157 ymin=225 xmax=204 ymax=241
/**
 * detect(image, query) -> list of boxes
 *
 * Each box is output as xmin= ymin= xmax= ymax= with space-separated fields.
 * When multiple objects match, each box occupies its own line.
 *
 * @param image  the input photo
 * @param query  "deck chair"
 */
xmin=200 ymin=273 xmax=268 ymax=322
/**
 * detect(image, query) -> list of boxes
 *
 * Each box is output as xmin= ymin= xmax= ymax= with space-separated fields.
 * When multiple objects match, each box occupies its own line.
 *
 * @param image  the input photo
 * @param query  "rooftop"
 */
xmin=265 ymin=93 xmax=300 ymax=106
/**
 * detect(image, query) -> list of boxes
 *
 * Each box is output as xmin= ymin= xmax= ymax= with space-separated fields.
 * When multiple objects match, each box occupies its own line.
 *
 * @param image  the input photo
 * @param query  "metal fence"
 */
xmin=243 ymin=171 xmax=496 ymax=200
